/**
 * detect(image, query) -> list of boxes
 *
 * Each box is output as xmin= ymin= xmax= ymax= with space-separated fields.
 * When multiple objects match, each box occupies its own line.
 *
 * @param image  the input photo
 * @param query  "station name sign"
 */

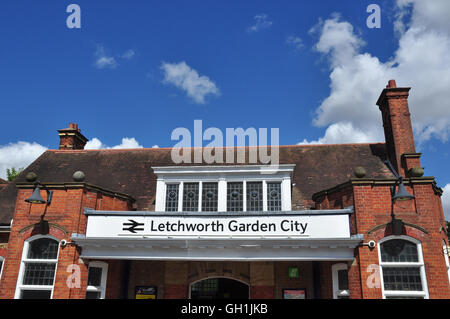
xmin=85 ymin=214 xmax=351 ymax=239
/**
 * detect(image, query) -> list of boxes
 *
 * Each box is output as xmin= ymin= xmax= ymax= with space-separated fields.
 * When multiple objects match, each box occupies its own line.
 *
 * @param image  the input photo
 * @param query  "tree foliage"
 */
xmin=447 ymin=221 xmax=450 ymax=241
xmin=6 ymin=167 xmax=24 ymax=181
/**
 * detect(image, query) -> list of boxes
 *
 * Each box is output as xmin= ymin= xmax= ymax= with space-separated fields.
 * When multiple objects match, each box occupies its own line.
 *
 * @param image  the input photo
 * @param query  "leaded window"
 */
xmin=381 ymin=240 xmax=418 ymax=262
xmin=379 ymin=237 xmax=428 ymax=299
xmin=161 ymin=179 xmax=286 ymax=212
xmin=165 ymin=184 xmax=179 ymax=212
xmin=202 ymin=182 xmax=218 ymax=212
xmin=0 ymin=256 xmax=4 ymax=281
xmin=246 ymin=182 xmax=263 ymax=211
xmin=15 ymin=237 xmax=59 ymax=299
xmin=444 ymin=241 xmax=450 ymax=284
xmin=227 ymin=182 xmax=243 ymax=211
xmin=183 ymin=183 xmax=199 ymax=211
xmin=382 ymin=267 xmax=422 ymax=291
xmin=267 ymin=182 xmax=282 ymax=211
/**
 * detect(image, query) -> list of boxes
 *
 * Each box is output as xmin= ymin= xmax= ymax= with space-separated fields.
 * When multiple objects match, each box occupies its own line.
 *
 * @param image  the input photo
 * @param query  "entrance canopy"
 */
xmin=72 ymin=208 xmax=363 ymax=261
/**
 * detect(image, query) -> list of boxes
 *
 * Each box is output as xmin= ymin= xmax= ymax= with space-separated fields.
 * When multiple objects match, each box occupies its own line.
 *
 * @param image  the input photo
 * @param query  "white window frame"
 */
xmin=378 ymin=235 xmax=429 ymax=299
xmin=0 ymin=256 xmax=4 ymax=281
xmin=85 ymin=261 xmax=108 ymax=299
xmin=14 ymin=235 xmax=60 ymax=299
xmin=332 ymin=263 xmax=350 ymax=299
xmin=153 ymin=165 xmax=295 ymax=213
xmin=443 ymin=241 xmax=450 ymax=285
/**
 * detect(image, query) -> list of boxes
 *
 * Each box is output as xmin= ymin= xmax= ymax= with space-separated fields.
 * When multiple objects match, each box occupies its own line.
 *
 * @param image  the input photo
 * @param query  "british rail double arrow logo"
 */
xmin=122 ymin=219 xmax=145 ymax=233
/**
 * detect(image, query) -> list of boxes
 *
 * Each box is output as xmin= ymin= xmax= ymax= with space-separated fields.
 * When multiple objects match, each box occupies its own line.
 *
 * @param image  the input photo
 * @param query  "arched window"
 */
xmin=0 ymin=256 xmax=4 ymax=281
xmin=332 ymin=263 xmax=350 ymax=299
xmin=14 ymin=236 xmax=59 ymax=299
xmin=443 ymin=240 xmax=450 ymax=285
xmin=378 ymin=236 xmax=428 ymax=299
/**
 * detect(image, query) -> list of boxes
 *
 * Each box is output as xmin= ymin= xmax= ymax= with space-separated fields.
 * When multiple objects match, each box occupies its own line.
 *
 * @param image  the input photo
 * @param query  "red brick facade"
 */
xmin=0 ymin=185 xmax=132 ymax=299
xmin=0 ymin=80 xmax=448 ymax=299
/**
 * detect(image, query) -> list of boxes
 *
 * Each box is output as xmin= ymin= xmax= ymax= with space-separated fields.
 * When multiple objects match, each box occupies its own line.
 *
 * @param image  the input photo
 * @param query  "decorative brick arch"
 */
xmin=187 ymin=261 xmax=250 ymax=287
xmin=188 ymin=276 xmax=250 ymax=299
xmin=368 ymin=223 xmax=429 ymax=243
xmin=17 ymin=223 xmax=68 ymax=244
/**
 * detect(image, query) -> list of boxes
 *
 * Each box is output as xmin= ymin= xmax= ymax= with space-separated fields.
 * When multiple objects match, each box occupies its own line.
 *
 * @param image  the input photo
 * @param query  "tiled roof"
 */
xmin=0 ymin=143 xmax=393 ymax=224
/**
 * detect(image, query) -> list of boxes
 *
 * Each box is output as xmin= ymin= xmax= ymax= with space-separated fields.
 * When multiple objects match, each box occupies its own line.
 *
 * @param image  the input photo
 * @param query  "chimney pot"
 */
xmin=387 ymin=79 xmax=397 ymax=88
xmin=58 ymin=123 xmax=88 ymax=150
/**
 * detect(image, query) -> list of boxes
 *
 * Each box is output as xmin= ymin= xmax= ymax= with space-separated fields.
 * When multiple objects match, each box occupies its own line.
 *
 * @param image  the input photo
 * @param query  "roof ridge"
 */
xmin=47 ymin=142 xmax=386 ymax=152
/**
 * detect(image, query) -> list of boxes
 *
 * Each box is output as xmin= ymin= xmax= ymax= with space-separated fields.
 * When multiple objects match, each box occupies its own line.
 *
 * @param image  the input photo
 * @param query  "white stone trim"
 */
xmin=72 ymin=236 xmax=362 ymax=261
xmin=153 ymin=165 xmax=294 ymax=213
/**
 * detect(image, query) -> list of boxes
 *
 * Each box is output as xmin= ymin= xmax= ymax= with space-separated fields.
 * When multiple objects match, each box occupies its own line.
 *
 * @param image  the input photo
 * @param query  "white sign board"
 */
xmin=86 ymin=214 xmax=350 ymax=239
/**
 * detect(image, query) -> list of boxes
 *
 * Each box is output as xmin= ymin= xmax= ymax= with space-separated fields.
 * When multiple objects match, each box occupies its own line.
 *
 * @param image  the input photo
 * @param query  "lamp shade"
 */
xmin=25 ymin=186 xmax=46 ymax=204
xmin=392 ymin=182 xmax=415 ymax=201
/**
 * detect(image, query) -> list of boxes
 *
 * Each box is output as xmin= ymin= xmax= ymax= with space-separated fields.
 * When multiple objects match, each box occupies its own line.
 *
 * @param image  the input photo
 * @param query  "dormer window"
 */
xmin=153 ymin=165 xmax=295 ymax=212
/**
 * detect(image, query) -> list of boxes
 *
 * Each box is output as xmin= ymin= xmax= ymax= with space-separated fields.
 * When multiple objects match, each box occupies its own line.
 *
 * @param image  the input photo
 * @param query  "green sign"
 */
xmin=288 ymin=267 xmax=299 ymax=279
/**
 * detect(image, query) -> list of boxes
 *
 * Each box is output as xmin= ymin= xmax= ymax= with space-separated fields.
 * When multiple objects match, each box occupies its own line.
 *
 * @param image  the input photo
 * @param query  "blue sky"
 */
xmin=0 ymin=1 xmax=449 ymax=217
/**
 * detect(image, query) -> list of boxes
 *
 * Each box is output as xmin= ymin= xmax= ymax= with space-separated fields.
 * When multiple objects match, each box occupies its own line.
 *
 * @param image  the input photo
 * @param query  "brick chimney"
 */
xmin=376 ymin=80 xmax=421 ymax=177
xmin=58 ymin=123 xmax=88 ymax=150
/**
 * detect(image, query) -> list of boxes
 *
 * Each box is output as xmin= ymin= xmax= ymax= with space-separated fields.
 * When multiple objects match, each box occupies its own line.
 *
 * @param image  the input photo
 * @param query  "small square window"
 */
xmin=87 ymin=267 xmax=103 ymax=287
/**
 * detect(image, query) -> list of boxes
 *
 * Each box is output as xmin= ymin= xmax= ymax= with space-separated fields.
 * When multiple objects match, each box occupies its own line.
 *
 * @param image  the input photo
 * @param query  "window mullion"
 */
xmin=218 ymin=179 xmax=227 ymax=212
xmin=243 ymin=181 xmax=247 ymax=212
xmin=198 ymin=181 xmax=203 ymax=212
xmin=178 ymin=181 xmax=184 ymax=212
xmin=262 ymin=180 xmax=268 ymax=211
xmin=380 ymin=262 xmax=422 ymax=267
xmin=23 ymin=259 xmax=58 ymax=263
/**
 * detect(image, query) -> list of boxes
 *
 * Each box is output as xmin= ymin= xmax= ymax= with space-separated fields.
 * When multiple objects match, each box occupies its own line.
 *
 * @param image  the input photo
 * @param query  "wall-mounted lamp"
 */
xmin=383 ymin=160 xmax=415 ymax=236
xmin=383 ymin=160 xmax=415 ymax=203
xmin=25 ymin=181 xmax=53 ymax=205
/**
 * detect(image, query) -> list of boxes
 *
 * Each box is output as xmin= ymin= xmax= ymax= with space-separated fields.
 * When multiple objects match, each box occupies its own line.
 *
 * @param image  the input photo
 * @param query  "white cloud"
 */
xmin=247 ymin=13 xmax=273 ymax=33
xmin=94 ymin=45 xmax=117 ymax=69
xmin=121 ymin=49 xmax=135 ymax=60
xmin=302 ymin=1 xmax=450 ymax=145
xmin=0 ymin=142 xmax=47 ymax=180
xmin=85 ymin=137 xmax=143 ymax=150
xmin=161 ymin=61 xmax=220 ymax=104
xmin=152 ymin=145 xmax=159 ymax=148
xmin=442 ymin=184 xmax=450 ymax=221
xmin=0 ymin=137 xmax=144 ymax=180
xmin=84 ymin=137 xmax=103 ymax=150
xmin=298 ymin=122 xmax=381 ymax=145
xmin=286 ymin=36 xmax=304 ymax=51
